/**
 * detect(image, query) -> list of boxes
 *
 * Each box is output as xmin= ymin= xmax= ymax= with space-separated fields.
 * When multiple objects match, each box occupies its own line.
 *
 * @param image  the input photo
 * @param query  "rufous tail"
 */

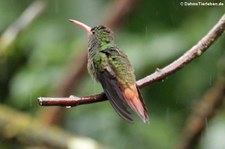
xmin=122 ymin=84 xmax=149 ymax=123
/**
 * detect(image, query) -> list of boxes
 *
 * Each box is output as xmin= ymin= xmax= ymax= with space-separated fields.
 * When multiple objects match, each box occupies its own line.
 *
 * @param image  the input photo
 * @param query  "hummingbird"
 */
xmin=69 ymin=19 xmax=149 ymax=123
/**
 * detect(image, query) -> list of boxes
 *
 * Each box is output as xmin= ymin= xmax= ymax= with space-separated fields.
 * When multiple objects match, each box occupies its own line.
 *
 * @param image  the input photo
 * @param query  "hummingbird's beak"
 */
xmin=69 ymin=19 xmax=92 ymax=34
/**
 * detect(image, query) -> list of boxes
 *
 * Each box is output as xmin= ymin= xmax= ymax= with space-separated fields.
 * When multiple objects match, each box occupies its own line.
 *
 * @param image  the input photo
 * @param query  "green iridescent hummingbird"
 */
xmin=69 ymin=19 xmax=149 ymax=123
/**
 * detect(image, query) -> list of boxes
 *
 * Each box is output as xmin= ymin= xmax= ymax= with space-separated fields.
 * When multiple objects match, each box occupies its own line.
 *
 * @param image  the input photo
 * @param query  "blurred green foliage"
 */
xmin=0 ymin=0 xmax=225 ymax=149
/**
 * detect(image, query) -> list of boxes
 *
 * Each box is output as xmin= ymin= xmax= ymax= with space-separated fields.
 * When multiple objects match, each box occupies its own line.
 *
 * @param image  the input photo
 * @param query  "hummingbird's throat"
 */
xmin=88 ymin=32 xmax=115 ymax=51
xmin=88 ymin=38 xmax=114 ymax=53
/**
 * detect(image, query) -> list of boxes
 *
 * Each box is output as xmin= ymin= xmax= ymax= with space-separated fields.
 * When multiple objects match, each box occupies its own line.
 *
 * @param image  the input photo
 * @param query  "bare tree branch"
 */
xmin=137 ymin=13 xmax=225 ymax=88
xmin=38 ymin=14 xmax=225 ymax=107
xmin=177 ymin=78 xmax=225 ymax=149
xmin=0 ymin=0 xmax=46 ymax=55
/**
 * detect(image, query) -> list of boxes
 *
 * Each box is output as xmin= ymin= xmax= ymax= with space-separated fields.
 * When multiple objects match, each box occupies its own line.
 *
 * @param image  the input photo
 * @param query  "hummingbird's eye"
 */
xmin=91 ymin=28 xmax=96 ymax=34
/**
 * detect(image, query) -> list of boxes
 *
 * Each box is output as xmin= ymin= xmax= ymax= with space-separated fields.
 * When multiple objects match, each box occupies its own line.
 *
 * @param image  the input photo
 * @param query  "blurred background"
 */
xmin=0 ymin=0 xmax=225 ymax=149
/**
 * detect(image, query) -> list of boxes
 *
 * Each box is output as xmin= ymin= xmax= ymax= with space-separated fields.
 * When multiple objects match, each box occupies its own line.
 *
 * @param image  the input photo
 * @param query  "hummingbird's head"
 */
xmin=90 ymin=25 xmax=114 ymax=44
xmin=69 ymin=19 xmax=114 ymax=48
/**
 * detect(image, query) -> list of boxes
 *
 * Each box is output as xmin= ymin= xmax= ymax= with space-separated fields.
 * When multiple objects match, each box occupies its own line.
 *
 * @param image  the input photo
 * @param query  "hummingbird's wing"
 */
xmin=98 ymin=48 xmax=149 ymax=123
xmin=97 ymin=70 xmax=133 ymax=123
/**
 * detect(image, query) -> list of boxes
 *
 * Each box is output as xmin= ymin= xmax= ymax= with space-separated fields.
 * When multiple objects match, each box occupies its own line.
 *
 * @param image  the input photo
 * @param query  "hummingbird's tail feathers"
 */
xmin=123 ymin=85 xmax=149 ymax=123
xmin=97 ymin=71 xmax=133 ymax=123
xmin=108 ymin=93 xmax=133 ymax=123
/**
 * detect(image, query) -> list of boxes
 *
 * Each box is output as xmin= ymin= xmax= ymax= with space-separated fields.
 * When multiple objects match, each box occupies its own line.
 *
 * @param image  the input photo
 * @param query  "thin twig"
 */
xmin=0 ymin=0 xmax=46 ymax=55
xmin=177 ymin=78 xmax=225 ymax=149
xmin=38 ymin=14 xmax=225 ymax=107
